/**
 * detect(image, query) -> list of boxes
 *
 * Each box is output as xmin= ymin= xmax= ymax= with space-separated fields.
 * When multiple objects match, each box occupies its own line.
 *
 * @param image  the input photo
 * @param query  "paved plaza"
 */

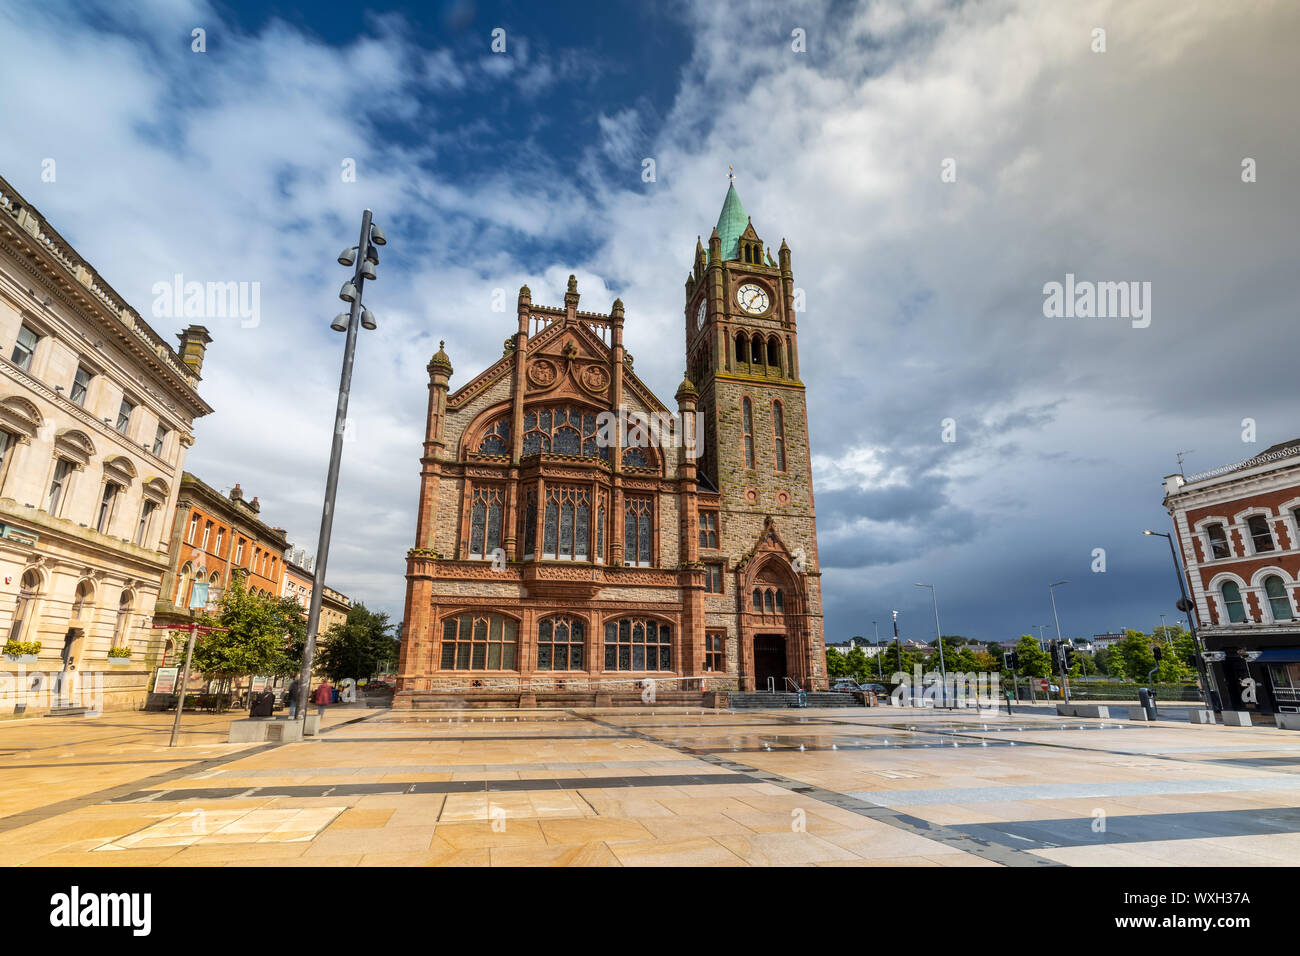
xmin=2 ymin=705 xmax=1300 ymax=866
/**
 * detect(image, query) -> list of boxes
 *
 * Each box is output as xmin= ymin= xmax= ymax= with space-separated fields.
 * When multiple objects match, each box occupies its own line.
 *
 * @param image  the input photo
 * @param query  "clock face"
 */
xmin=696 ymin=299 xmax=706 ymax=329
xmin=736 ymin=283 xmax=770 ymax=315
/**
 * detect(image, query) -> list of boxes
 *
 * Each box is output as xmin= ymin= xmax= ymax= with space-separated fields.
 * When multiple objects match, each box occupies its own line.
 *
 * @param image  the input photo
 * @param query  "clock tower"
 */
xmin=683 ymin=177 xmax=826 ymax=691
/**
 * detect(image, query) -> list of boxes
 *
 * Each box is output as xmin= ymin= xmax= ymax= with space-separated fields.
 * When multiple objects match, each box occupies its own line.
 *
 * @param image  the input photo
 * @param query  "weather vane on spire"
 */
xmin=728 ymin=164 xmax=735 ymax=185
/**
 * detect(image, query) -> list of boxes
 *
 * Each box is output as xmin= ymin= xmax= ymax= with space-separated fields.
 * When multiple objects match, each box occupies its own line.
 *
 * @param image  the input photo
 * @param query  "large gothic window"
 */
xmin=522 ymin=487 xmax=538 ymax=559
xmin=538 ymin=616 xmax=585 ymax=670
xmin=604 ymin=618 xmax=672 ymax=671
xmin=595 ymin=494 xmax=607 ymax=564
xmin=624 ymin=495 xmax=653 ymax=566
xmin=440 ymin=614 xmax=518 ymax=670
xmin=469 ymin=486 xmax=504 ymax=559
xmin=476 ymin=419 xmax=511 ymax=456
xmin=741 ymin=398 xmax=755 ymax=469
xmin=623 ymin=447 xmax=649 ymax=469
xmin=772 ymin=400 xmax=787 ymax=472
xmin=543 ymin=485 xmax=590 ymax=560
xmin=522 ymin=407 xmax=607 ymax=458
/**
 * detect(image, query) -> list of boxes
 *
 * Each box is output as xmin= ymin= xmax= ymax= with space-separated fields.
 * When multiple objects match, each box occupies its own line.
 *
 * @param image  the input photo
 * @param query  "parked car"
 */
xmin=830 ymin=679 xmax=863 ymax=692
xmin=862 ymin=683 xmax=889 ymax=696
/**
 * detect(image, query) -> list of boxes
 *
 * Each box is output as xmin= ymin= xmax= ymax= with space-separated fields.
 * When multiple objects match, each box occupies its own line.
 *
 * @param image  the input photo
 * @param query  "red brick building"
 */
xmin=396 ymin=184 xmax=826 ymax=706
xmin=1164 ymin=439 xmax=1300 ymax=714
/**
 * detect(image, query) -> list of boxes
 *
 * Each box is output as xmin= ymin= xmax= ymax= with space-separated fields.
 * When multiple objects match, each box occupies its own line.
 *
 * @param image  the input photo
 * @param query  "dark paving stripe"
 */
xmin=0 ymin=711 xmax=381 ymax=834
xmin=956 ymin=806 xmax=1300 ymax=851
xmin=684 ymin=740 xmax=1021 ymax=754
xmin=571 ymin=712 xmax=1057 ymax=868
xmin=0 ymin=758 xmax=203 ymax=770
xmin=1205 ymin=756 xmax=1300 ymax=769
xmin=108 ymin=772 xmax=754 ymax=803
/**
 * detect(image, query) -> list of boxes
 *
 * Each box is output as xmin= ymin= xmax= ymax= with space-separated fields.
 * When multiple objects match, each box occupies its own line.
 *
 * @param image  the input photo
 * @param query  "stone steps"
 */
xmin=728 ymin=691 xmax=863 ymax=709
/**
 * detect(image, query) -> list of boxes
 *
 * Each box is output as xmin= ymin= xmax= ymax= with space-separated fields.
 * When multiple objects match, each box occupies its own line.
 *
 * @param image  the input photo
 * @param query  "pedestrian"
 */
xmin=287 ymin=677 xmax=302 ymax=718
xmin=313 ymin=679 xmax=333 ymax=720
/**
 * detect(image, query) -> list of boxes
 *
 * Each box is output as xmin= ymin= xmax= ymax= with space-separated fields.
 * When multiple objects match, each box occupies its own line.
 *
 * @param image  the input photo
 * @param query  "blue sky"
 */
xmin=1 ymin=0 xmax=1298 ymax=644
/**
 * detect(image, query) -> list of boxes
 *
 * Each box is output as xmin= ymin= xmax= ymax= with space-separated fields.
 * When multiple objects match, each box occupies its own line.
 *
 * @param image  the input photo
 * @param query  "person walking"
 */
xmin=312 ymin=679 xmax=333 ymax=720
xmin=287 ymin=677 xmax=302 ymax=718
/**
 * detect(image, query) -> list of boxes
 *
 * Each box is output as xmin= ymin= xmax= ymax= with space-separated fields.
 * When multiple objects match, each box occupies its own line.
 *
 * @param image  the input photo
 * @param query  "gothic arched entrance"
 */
xmin=753 ymin=634 xmax=787 ymax=690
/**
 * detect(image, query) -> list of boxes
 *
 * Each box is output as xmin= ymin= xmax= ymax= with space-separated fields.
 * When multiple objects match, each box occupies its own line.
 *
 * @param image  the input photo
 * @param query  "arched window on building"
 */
xmin=752 ymin=588 xmax=762 ymax=612
xmin=1264 ymin=575 xmax=1293 ymax=621
xmin=113 ymin=589 xmax=134 ymax=649
xmin=71 ymin=580 xmax=94 ymax=621
xmin=1221 ymin=581 xmax=1247 ymax=623
xmin=623 ymin=495 xmax=653 ymax=566
xmin=175 ymin=562 xmax=194 ymax=608
xmin=439 ymin=614 xmax=518 ymax=670
xmin=9 ymin=569 xmax=40 ymax=643
xmin=735 ymin=331 xmax=747 ymax=364
xmin=469 ymin=486 xmax=504 ymax=559
xmin=751 ymin=336 xmax=763 ymax=365
xmin=543 ymin=485 xmax=590 ymax=560
xmin=603 ymin=618 xmax=672 ymax=671
xmin=767 ymin=336 xmax=781 ymax=372
xmin=741 ymin=397 xmax=755 ymax=469
xmin=537 ymin=616 xmax=585 ymax=671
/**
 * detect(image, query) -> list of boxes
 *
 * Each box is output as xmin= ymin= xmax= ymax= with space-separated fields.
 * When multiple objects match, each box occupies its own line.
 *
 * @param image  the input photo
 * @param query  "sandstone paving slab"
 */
xmin=608 ymin=836 xmax=748 ymax=866
xmin=488 ymin=840 xmax=622 ymax=866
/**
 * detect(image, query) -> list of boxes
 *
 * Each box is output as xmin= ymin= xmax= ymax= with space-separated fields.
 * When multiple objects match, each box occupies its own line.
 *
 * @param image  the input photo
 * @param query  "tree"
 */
xmin=825 ymin=649 xmax=850 ymax=679
xmin=844 ymin=646 xmax=870 ymax=684
xmin=1014 ymin=635 xmax=1052 ymax=678
xmin=877 ymin=641 xmax=915 ymax=677
xmin=317 ymin=603 xmax=396 ymax=683
xmin=189 ymin=577 xmax=306 ymax=707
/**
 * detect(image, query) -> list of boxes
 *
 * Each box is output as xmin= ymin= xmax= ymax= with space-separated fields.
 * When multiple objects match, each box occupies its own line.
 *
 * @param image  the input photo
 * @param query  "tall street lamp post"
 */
xmin=295 ymin=209 xmax=388 ymax=730
xmin=873 ymin=620 xmax=881 ymax=680
xmin=1049 ymin=580 xmax=1070 ymax=702
xmin=915 ymin=583 xmax=948 ymax=708
xmin=1142 ymin=530 xmax=1212 ymax=709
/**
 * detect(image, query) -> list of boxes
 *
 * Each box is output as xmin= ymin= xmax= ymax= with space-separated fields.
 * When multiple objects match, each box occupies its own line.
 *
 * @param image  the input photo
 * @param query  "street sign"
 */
xmin=153 ymin=666 xmax=179 ymax=695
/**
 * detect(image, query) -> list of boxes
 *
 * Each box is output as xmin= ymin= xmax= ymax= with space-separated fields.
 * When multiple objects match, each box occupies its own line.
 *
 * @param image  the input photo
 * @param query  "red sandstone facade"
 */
xmin=395 ymin=187 xmax=826 ymax=706
xmin=1164 ymin=439 xmax=1300 ymax=714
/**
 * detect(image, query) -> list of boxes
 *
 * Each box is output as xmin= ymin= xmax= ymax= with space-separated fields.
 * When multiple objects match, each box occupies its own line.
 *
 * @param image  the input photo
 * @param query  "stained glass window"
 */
xmin=624 ymin=496 xmax=654 ymax=566
xmin=603 ymin=618 xmax=672 ymax=671
xmin=543 ymin=486 xmax=591 ymax=560
xmin=476 ymin=419 xmax=511 ymax=456
xmin=440 ymin=614 xmax=518 ymax=670
xmin=468 ymin=486 xmax=504 ymax=559
xmin=537 ymin=616 xmax=585 ymax=670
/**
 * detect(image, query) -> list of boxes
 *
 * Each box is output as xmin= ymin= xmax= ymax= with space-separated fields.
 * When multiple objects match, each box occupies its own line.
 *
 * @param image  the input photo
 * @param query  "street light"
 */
xmin=1142 ymin=530 xmax=1212 ymax=709
xmin=1034 ymin=624 xmax=1050 ymax=650
xmin=294 ymin=208 xmax=388 ymax=729
xmin=915 ymin=583 xmax=948 ymax=708
xmin=873 ymin=620 xmax=881 ymax=680
xmin=1049 ymin=580 xmax=1070 ymax=702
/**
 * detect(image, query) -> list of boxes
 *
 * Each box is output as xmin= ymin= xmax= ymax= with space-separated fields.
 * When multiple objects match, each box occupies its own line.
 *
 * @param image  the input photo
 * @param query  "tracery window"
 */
xmin=522 ymin=487 xmax=538 ymax=559
xmin=595 ymin=492 xmax=607 ymax=564
xmin=741 ymin=398 xmax=755 ymax=469
xmin=477 ymin=419 xmax=511 ymax=456
xmin=538 ymin=616 xmax=585 ymax=670
xmin=543 ymin=485 xmax=590 ymax=560
xmin=521 ymin=407 xmax=607 ymax=458
xmin=440 ymin=614 xmax=518 ymax=670
xmin=772 ymin=400 xmax=787 ymax=472
xmin=623 ymin=447 xmax=649 ymax=469
xmin=752 ymin=586 xmax=785 ymax=614
xmin=623 ymin=495 xmax=653 ymax=566
xmin=604 ymin=618 xmax=672 ymax=671
xmin=469 ymin=486 xmax=505 ymax=559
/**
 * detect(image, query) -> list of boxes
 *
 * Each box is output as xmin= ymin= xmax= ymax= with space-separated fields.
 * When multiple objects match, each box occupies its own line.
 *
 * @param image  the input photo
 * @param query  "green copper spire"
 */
xmin=714 ymin=182 xmax=749 ymax=262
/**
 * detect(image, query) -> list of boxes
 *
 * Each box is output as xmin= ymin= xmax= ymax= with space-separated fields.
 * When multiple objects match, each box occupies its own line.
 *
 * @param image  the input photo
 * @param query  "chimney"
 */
xmin=176 ymin=325 xmax=213 ymax=376
xmin=230 ymin=483 xmax=243 ymax=503
xmin=250 ymin=496 xmax=261 ymax=514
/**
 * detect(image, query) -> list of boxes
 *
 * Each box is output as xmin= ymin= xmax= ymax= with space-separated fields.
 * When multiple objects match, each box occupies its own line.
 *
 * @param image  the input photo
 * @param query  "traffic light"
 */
xmin=1153 ymin=644 xmax=1163 ymax=662
xmin=1003 ymin=651 xmax=1020 ymax=670
xmin=1063 ymin=645 xmax=1076 ymax=669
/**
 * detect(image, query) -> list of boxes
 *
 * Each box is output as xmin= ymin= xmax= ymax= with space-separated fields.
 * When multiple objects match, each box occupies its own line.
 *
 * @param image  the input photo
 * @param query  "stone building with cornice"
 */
xmin=0 ymin=174 xmax=213 ymax=715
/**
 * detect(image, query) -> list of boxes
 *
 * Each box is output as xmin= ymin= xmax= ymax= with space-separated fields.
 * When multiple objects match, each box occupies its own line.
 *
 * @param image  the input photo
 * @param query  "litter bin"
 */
xmin=1137 ymin=686 xmax=1157 ymax=720
xmin=250 ymin=690 xmax=275 ymax=718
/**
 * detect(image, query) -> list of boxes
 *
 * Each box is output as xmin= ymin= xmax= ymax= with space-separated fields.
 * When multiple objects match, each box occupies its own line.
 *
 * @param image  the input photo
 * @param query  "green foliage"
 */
xmin=825 ymin=649 xmax=850 ymax=679
xmin=1013 ymin=635 xmax=1052 ymax=678
xmin=844 ymin=646 xmax=870 ymax=683
xmin=3 ymin=639 xmax=41 ymax=656
xmin=189 ymin=578 xmax=306 ymax=683
xmin=316 ymin=604 xmax=397 ymax=683
xmin=107 ymin=646 xmax=131 ymax=659
xmin=877 ymin=641 xmax=916 ymax=677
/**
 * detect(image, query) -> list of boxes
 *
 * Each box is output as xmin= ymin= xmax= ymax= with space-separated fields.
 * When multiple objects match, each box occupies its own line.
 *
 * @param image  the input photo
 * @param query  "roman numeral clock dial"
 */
xmin=736 ymin=282 xmax=769 ymax=315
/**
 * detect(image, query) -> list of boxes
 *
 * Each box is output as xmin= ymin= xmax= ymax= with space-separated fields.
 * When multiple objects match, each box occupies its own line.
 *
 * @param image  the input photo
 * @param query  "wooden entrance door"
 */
xmin=754 ymin=634 xmax=787 ymax=690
